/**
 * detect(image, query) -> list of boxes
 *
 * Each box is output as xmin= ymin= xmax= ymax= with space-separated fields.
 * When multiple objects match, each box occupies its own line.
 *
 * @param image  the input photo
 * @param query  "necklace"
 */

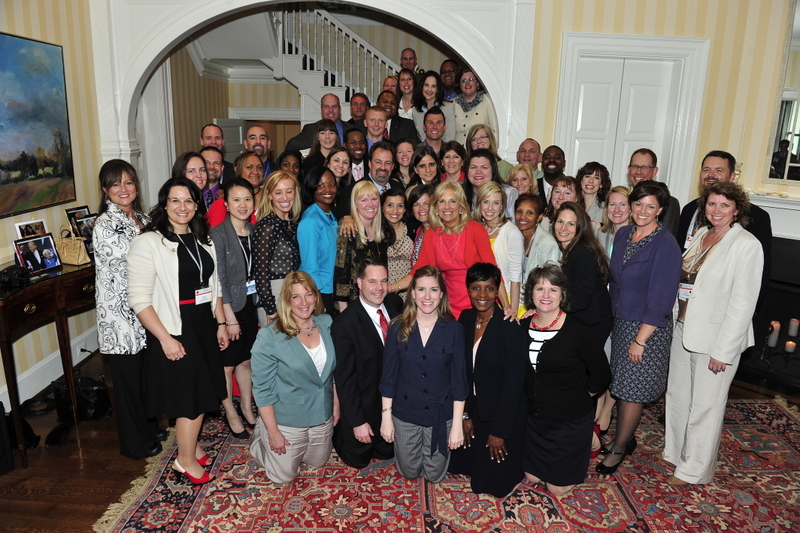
xmin=530 ymin=310 xmax=563 ymax=331
xmin=522 ymin=233 xmax=534 ymax=256
xmin=419 ymin=320 xmax=436 ymax=333
xmin=438 ymin=230 xmax=463 ymax=264
xmin=475 ymin=316 xmax=491 ymax=329
xmin=298 ymin=323 xmax=318 ymax=337
xmin=484 ymin=224 xmax=500 ymax=236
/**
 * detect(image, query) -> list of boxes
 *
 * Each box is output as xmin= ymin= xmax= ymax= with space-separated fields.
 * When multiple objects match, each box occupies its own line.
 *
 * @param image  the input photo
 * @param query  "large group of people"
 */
xmin=92 ymin=48 xmax=771 ymax=499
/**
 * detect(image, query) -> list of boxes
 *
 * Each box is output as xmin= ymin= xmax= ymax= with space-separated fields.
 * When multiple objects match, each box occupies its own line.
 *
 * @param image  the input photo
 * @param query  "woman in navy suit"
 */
xmin=379 ymin=266 xmax=468 ymax=483
xmin=250 ymin=270 xmax=339 ymax=484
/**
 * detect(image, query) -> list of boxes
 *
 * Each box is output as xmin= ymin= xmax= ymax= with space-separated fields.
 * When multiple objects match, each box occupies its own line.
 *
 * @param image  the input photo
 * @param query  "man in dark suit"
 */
xmin=538 ymin=145 xmax=567 ymax=201
xmin=200 ymin=123 xmax=235 ymax=183
xmin=285 ymin=94 xmax=354 ymax=152
xmin=677 ymin=150 xmax=772 ymax=303
xmin=375 ymin=91 xmax=420 ymax=143
xmin=346 ymin=93 xmax=369 ymax=126
xmin=22 ymin=241 xmax=43 ymax=271
xmin=332 ymin=258 xmax=398 ymax=468
xmin=627 ymin=148 xmax=681 ymax=238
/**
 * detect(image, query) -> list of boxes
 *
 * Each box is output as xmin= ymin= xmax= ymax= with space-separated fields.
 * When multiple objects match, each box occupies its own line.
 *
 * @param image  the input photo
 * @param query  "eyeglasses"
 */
xmin=473 ymin=135 xmax=490 ymax=142
xmin=460 ymin=77 xmax=478 ymax=84
xmin=628 ymin=165 xmax=655 ymax=171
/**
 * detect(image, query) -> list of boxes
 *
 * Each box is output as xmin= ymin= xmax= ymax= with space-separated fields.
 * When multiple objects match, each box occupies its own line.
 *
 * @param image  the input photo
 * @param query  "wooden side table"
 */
xmin=0 ymin=263 xmax=95 ymax=467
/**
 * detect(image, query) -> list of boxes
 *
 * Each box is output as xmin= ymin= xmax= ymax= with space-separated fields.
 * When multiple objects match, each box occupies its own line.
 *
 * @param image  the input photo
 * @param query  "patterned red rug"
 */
xmin=94 ymin=399 xmax=800 ymax=532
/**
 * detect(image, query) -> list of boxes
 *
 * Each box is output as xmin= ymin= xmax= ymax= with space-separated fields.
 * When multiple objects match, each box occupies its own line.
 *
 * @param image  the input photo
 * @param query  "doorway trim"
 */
xmin=555 ymin=32 xmax=710 ymax=204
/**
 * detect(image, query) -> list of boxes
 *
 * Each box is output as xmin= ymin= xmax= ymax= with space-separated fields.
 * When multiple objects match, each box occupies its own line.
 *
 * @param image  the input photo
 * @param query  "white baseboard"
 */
xmin=0 ymin=327 xmax=98 ymax=412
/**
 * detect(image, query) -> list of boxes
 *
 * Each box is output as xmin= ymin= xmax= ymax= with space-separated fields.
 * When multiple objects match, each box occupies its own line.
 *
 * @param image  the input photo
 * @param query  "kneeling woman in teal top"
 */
xmin=250 ymin=271 xmax=339 ymax=483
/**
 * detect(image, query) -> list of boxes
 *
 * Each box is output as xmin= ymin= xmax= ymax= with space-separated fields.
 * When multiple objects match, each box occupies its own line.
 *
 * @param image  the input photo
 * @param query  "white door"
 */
xmin=214 ymin=118 xmax=246 ymax=164
xmin=569 ymin=57 xmax=680 ymax=187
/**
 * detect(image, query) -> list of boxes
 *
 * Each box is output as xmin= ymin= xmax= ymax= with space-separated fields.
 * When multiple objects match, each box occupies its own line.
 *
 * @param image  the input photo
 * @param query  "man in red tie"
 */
xmin=332 ymin=258 xmax=399 ymax=468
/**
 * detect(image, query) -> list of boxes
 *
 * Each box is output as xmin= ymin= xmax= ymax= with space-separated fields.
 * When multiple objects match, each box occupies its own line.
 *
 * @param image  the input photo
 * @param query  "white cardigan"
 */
xmin=127 ymin=231 xmax=221 ymax=336
xmin=676 ymin=224 xmax=763 ymax=363
xmin=492 ymin=222 xmax=525 ymax=297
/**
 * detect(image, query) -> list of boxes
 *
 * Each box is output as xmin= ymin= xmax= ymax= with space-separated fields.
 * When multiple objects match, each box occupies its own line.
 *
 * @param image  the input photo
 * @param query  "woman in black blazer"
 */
xmin=210 ymin=178 xmax=260 ymax=438
xmin=448 ymin=263 xmax=528 ymax=497
xmin=521 ymin=264 xmax=611 ymax=496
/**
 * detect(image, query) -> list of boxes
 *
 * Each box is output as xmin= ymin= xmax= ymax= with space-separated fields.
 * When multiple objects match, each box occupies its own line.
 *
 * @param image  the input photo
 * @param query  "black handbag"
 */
xmin=0 ymin=265 xmax=30 ymax=288
xmin=51 ymin=370 xmax=113 ymax=422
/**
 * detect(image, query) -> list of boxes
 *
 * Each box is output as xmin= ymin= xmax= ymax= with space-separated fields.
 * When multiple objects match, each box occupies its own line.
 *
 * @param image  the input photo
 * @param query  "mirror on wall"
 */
xmin=771 ymin=2 xmax=800 ymax=181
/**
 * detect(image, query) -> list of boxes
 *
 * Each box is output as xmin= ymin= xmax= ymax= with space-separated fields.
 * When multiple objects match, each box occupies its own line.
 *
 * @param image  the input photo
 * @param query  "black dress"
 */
xmin=144 ymin=234 xmax=226 ymax=420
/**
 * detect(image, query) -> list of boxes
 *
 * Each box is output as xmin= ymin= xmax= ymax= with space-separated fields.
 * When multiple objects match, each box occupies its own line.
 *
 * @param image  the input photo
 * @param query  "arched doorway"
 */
xmin=90 ymin=0 xmax=535 ymax=167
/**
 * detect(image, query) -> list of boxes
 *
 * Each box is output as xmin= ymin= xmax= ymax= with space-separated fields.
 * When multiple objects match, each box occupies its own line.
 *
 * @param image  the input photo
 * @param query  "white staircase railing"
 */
xmin=274 ymin=3 xmax=401 ymax=102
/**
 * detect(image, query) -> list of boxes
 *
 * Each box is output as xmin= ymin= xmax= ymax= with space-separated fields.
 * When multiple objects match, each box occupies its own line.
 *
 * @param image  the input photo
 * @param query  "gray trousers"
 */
xmin=392 ymin=416 xmax=452 ymax=483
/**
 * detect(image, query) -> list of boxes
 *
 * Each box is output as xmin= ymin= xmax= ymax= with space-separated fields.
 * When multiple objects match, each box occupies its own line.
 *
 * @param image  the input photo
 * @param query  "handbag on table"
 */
xmin=55 ymin=224 xmax=91 ymax=266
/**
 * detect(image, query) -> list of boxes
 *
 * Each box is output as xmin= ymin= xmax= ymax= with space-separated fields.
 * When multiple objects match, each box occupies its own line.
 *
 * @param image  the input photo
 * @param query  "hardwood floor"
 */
xmin=0 ymin=352 xmax=797 ymax=533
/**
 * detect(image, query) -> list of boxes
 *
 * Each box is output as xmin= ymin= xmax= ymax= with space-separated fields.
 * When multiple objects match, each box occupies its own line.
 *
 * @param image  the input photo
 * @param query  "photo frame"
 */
xmin=13 ymin=233 xmax=62 ymax=275
xmin=0 ymin=32 xmax=76 ymax=218
xmin=74 ymin=214 xmax=98 ymax=255
xmin=65 ymin=205 xmax=90 ymax=235
xmin=14 ymin=219 xmax=48 ymax=239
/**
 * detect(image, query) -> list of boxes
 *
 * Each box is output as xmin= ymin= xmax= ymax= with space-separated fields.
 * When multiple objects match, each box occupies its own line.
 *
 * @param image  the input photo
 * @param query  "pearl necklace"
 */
xmin=530 ymin=311 xmax=563 ymax=331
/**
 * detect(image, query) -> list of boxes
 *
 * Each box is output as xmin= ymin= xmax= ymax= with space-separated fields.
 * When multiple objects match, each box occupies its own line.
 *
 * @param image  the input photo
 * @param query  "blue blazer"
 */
xmin=251 ymin=313 xmax=336 ymax=428
xmin=609 ymin=225 xmax=681 ymax=328
xmin=379 ymin=317 xmax=467 ymax=455
xmin=298 ymin=204 xmax=338 ymax=294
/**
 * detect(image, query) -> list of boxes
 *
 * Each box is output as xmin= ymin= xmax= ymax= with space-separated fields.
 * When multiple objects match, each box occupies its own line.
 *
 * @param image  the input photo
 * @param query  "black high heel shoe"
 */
xmin=236 ymin=404 xmax=256 ymax=430
xmin=596 ymin=450 xmax=628 ymax=475
xmin=224 ymin=415 xmax=250 ymax=439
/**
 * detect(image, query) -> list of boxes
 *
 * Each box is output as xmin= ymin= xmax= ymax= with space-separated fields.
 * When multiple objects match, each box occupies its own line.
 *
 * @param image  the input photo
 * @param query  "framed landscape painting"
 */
xmin=0 ymin=32 xmax=76 ymax=218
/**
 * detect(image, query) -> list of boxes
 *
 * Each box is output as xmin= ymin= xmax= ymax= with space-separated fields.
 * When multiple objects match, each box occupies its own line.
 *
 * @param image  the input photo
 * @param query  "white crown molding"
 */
xmin=229 ymin=107 xmax=301 ymax=120
xmin=750 ymin=193 xmax=800 ymax=211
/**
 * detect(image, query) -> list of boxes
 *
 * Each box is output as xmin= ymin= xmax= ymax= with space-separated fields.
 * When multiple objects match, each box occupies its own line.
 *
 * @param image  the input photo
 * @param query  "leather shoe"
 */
xmin=596 ymin=450 xmax=628 ymax=475
xmin=666 ymin=474 xmax=689 ymax=487
xmin=142 ymin=442 xmax=163 ymax=458
xmin=154 ymin=429 xmax=167 ymax=442
xmin=601 ymin=436 xmax=637 ymax=456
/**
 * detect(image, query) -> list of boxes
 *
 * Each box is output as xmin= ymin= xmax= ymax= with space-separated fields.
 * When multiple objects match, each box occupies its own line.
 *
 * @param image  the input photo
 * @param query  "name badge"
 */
xmin=678 ymin=282 xmax=694 ymax=301
xmin=246 ymin=279 xmax=257 ymax=295
xmin=684 ymin=233 xmax=694 ymax=247
xmin=195 ymin=286 xmax=213 ymax=304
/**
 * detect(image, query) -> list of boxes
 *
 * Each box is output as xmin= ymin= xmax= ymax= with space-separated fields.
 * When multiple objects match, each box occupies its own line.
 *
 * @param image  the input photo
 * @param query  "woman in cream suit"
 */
xmin=250 ymin=271 xmax=338 ymax=484
xmin=663 ymin=181 xmax=763 ymax=486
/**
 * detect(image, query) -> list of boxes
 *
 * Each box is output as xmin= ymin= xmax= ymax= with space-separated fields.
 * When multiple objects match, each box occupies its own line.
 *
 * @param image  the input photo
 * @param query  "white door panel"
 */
xmin=569 ymin=57 xmax=679 ymax=189
xmin=572 ymin=57 xmax=623 ymax=176
xmin=214 ymin=118 xmax=245 ymax=164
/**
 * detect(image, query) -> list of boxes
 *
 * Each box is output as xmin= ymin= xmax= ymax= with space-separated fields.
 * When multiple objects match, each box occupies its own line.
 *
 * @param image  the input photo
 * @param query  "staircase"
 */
xmin=262 ymin=3 xmax=401 ymax=124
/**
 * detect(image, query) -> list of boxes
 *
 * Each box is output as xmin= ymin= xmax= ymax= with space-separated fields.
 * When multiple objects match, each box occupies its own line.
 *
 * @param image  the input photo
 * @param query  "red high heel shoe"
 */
xmin=590 ymin=423 xmax=603 ymax=459
xmin=196 ymin=454 xmax=212 ymax=467
xmin=173 ymin=458 xmax=213 ymax=485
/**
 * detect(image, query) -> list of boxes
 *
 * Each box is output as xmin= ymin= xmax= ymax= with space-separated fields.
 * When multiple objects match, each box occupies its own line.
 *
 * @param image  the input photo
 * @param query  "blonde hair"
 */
xmin=428 ymin=181 xmax=470 ymax=234
xmin=350 ymin=180 xmax=385 ymax=244
xmin=472 ymin=181 xmax=507 ymax=225
xmin=395 ymin=266 xmax=454 ymax=343
xmin=273 ymin=271 xmax=324 ymax=338
xmin=508 ymin=163 xmax=539 ymax=195
xmin=257 ymin=170 xmax=302 ymax=223
xmin=466 ymin=124 xmax=500 ymax=160
xmin=600 ymin=185 xmax=632 ymax=234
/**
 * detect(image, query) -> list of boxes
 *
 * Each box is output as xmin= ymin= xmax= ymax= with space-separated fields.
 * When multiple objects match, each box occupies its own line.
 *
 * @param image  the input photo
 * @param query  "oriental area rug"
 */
xmin=94 ymin=399 xmax=800 ymax=533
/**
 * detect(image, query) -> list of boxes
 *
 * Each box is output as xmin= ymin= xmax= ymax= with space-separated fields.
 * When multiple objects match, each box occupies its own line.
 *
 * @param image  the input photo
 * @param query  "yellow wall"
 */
xmin=787 ymin=50 xmax=800 ymax=89
xmin=349 ymin=22 xmax=457 ymax=75
xmin=528 ymin=0 xmax=792 ymax=196
xmin=229 ymin=82 xmax=301 ymax=109
xmin=0 ymin=0 xmax=100 ymax=386
xmin=170 ymin=46 xmax=230 ymax=155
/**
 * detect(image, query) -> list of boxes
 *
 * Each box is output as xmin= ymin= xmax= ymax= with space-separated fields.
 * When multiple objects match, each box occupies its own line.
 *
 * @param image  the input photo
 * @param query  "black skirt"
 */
xmin=522 ymin=411 xmax=594 ymax=486
xmin=222 ymin=294 xmax=258 ymax=367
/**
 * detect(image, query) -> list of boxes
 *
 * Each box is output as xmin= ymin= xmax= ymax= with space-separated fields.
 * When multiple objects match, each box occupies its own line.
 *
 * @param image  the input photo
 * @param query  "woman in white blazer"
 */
xmin=663 ymin=181 xmax=763 ymax=486
xmin=128 ymin=177 xmax=229 ymax=485
xmin=473 ymin=182 xmax=524 ymax=313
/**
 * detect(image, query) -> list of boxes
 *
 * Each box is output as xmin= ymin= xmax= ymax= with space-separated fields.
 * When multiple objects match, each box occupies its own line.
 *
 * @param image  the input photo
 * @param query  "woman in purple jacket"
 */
xmin=597 ymin=181 xmax=681 ymax=475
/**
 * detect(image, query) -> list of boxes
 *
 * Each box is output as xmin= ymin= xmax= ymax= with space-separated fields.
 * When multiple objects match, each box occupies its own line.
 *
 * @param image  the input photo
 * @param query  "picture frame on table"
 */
xmin=65 ymin=205 xmax=90 ymax=235
xmin=14 ymin=219 xmax=48 ymax=239
xmin=13 ymin=233 xmax=62 ymax=275
xmin=74 ymin=214 xmax=98 ymax=255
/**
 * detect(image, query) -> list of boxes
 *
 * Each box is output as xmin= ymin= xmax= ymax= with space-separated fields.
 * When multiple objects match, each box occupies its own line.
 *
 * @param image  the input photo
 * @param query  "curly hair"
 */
xmin=522 ymin=263 xmax=572 ymax=312
xmin=697 ymin=180 xmax=750 ymax=229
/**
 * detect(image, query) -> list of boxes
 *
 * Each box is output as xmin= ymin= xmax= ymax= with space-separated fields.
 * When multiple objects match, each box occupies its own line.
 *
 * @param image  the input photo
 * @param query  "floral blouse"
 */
xmin=93 ymin=200 xmax=149 ymax=354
